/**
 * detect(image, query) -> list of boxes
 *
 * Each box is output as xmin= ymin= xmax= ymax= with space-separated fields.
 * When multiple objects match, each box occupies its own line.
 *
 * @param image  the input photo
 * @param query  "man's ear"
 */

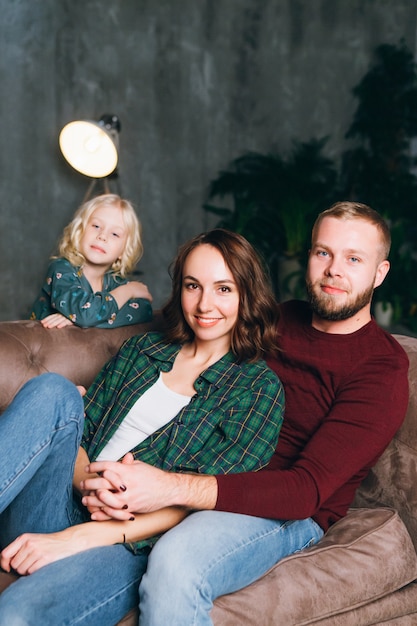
xmin=374 ymin=260 xmax=390 ymax=288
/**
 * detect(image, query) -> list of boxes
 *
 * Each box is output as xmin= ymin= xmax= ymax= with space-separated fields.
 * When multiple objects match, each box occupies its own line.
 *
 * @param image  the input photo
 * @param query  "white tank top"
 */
xmin=96 ymin=372 xmax=192 ymax=461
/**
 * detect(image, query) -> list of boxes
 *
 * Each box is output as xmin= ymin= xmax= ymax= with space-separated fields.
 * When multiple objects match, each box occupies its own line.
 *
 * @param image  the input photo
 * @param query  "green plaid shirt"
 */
xmin=82 ymin=331 xmax=284 ymax=551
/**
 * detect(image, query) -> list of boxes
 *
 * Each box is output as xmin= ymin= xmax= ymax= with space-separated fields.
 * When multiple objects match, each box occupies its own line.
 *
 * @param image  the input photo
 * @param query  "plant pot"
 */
xmin=277 ymin=256 xmax=305 ymax=302
xmin=374 ymin=301 xmax=394 ymax=328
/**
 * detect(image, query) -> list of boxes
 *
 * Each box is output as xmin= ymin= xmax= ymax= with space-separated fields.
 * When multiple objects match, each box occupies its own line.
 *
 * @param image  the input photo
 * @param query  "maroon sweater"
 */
xmin=215 ymin=300 xmax=409 ymax=531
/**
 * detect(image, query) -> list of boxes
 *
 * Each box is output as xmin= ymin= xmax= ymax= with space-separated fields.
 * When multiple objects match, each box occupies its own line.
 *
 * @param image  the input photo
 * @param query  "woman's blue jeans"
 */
xmin=0 ymin=374 xmax=148 ymax=626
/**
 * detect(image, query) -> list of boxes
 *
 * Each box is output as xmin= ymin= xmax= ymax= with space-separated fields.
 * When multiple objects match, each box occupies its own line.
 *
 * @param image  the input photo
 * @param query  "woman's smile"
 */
xmin=194 ymin=315 xmax=223 ymax=327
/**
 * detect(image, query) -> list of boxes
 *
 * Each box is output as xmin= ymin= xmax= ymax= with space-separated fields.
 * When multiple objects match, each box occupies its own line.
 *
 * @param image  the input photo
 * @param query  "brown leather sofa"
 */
xmin=0 ymin=319 xmax=417 ymax=625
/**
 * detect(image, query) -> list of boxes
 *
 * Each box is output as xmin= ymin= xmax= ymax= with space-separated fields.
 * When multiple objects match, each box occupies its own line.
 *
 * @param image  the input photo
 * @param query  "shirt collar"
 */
xmin=196 ymin=351 xmax=241 ymax=388
xmin=143 ymin=335 xmax=241 ymax=386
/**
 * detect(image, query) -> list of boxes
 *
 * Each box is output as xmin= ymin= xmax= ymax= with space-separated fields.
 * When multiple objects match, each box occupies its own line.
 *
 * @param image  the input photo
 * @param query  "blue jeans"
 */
xmin=0 ymin=373 xmax=84 ymax=542
xmin=0 ymin=374 xmax=148 ymax=626
xmin=140 ymin=510 xmax=324 ymax=625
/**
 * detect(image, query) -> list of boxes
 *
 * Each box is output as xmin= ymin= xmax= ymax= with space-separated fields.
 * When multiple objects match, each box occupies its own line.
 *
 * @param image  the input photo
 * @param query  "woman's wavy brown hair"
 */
xmin=162 ymin=229 xmax=279 ymax=362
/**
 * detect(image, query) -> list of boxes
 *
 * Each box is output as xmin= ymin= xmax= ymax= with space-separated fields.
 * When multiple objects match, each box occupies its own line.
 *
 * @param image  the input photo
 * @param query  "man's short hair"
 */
xmin=312 ymin=201 xmax=391 ymax=261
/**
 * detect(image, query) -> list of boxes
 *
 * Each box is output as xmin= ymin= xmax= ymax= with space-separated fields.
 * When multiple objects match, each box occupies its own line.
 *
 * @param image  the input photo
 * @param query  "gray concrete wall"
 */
xmin=1 ymin=0 xmax=416 ymax=319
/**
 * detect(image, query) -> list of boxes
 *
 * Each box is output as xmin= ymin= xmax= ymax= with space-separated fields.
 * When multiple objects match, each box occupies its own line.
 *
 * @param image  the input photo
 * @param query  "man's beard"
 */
xmin=306 ymin=280 xmax=375 ymax=321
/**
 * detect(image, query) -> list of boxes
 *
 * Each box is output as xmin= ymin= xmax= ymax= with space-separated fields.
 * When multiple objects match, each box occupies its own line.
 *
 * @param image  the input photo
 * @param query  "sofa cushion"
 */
xmin=293 ymin=580 xmax=417 ymax=625
xmin=211 ymin=507 xmax=417 ymax=625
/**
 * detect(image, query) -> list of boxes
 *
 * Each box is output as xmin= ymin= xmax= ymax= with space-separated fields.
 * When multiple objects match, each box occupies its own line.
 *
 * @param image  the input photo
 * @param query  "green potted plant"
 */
xmin=204 ymin=138 xmax=338 ymax=299
xmin=340 ymin=40 xmax=417 ymax=331
xmin=372 ymin=220 xmax=414 ymax=327
xmin=341 ymin=40 xmax=417 ymax=219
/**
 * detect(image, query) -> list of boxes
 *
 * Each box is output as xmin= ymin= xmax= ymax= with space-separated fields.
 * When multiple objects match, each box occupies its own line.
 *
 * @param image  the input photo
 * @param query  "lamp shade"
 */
xmin=59 ymin=114 xmax=120 ymax=178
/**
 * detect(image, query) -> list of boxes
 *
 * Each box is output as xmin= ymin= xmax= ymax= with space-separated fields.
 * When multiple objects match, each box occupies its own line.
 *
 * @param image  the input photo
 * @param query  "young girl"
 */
xmin=30 ymin=194 xmax=153 ymax=328
xmin=0 ymin=229 xmax=284 ymax=625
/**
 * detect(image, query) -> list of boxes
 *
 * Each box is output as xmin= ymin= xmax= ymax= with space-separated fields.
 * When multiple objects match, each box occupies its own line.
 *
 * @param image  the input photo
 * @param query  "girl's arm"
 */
xmin=42 ymin=259 xmax=152 ymax=328
xmin=110 ymin=282 xmax=153 ymax=307
xmin=0 ymin=507 xmax=188 ymax=576
xmin=43 ymin=259 xmax=120 ymax=326
xmin=93 ymin=295 xmax=153 ymax=328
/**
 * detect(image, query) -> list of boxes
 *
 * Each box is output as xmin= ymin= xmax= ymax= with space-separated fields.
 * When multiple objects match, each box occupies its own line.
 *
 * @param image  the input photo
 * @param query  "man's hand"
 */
xmin=81 ymin=453 xmax=218 ymax=521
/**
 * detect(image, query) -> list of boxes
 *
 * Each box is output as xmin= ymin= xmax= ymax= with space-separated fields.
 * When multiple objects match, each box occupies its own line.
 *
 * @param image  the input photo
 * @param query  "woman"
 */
xmin=0 ymin=229 xmax=284 ymax=625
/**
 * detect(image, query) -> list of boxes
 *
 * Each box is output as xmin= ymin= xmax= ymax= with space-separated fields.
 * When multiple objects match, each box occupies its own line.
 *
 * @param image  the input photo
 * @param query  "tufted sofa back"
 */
xmin=353 ymin=333 xmax=417 ymax=550
xmin=0 ymin=318 xmax=160 ymax=413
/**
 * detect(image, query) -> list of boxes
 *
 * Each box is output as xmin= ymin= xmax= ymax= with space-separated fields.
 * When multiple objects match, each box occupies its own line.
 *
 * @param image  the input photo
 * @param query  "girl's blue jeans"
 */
xmin=0 ymin=373 xmax=323 ymax=625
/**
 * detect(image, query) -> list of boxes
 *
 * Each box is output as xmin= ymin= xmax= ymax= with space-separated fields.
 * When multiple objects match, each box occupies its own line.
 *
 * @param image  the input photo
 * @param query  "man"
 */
xmin=85 ymin=201 xmax=409 ymax=625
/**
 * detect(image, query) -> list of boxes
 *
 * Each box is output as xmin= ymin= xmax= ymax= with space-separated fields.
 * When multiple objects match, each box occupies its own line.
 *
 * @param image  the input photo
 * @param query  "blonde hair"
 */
xmin=56 ymin=194 xmax=143 ymax=277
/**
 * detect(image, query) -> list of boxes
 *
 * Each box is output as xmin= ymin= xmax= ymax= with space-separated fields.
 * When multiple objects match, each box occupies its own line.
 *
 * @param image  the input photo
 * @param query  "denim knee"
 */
xmin=24 ymin=372 xmax=79 ymax=401
xmin=22 ymin=373 xmax=84 ymax=423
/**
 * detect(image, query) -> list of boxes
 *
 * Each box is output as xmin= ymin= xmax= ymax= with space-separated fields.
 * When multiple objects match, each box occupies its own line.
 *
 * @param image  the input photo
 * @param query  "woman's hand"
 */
xmin=0 ymin=528 xmax=90 ymax=575
xmin=1 ymin=509 xmax=189 ymax=575
xmin=81 ymin=484 xmax=114 ymax=517
xmin=40 ymin=313 xmax=74 ymax=329
xmin=81 ymin=452 xmax=137 ymax=520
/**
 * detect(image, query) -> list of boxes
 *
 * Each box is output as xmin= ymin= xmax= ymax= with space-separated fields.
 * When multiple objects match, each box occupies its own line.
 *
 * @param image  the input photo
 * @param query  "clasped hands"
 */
xmin=81 ymin=452 xmax=174 ymax=521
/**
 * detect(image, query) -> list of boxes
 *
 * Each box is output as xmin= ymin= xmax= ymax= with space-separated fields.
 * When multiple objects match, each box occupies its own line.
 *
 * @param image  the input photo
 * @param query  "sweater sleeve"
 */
xmin=215 ymin=348 xmax=409 ymax=529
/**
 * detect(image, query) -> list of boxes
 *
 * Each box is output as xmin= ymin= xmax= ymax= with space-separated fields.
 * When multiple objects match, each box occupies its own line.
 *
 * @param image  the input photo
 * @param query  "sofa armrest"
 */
xmin=211 ymin=507 xmax=417 ymax=625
